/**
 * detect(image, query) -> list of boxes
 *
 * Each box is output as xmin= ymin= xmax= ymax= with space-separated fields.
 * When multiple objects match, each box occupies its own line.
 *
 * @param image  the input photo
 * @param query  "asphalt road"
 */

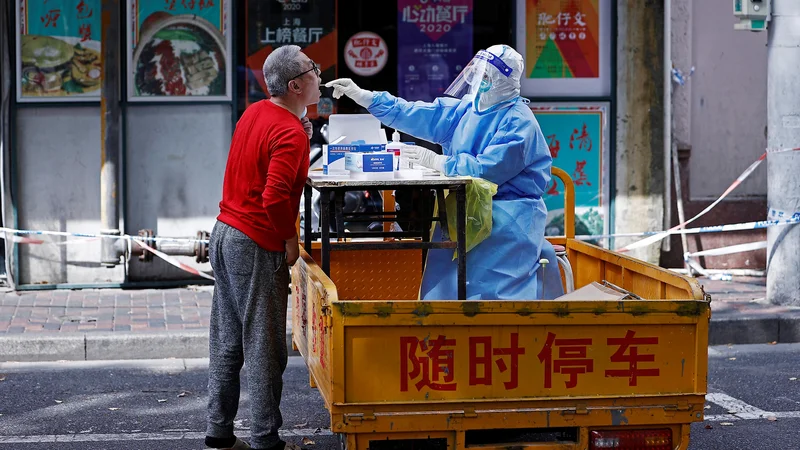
xmin=0 ymin=343 xmax=798 ymax=450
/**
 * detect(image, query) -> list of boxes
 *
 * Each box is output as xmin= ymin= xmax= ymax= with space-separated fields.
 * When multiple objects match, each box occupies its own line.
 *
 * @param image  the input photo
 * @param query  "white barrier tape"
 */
xmin=0 ymin=227 xmax=209 ymax=245
xmin=768 ymin=208 xmax=800 ymax=221
xmin=4 ymin=235 xmax=101 ymax=247
xmin=4 ymin=233 xmax=43 ymax=245
xmin=617 ymin=153 xmax=768 ymax=252
xmin=615 ymin=145 xmax=799 ymax=252
xmin=132 ymin=239 xmax=215 ymax=281
xmin=766 ymin=146 xmax=800 ymax=155
xmin=0 ymin=228 xmax=213 ymax=281
xmin=686 ymin=240 xmax=767 ymax=258
xmin=576 ymin=216 xmax=800 ymax=241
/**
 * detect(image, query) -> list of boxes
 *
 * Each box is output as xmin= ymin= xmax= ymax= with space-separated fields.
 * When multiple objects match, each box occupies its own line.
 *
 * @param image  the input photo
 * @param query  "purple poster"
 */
xmin=397 ymin=0 xmax=474 ymax=102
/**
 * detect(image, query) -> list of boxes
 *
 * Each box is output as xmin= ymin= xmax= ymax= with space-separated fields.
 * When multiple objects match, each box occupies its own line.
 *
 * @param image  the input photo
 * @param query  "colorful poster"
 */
xmin=244 ymin=0 xmax=336 ymax=118
xmin=531 ymin=104 xmax=610 ymax=245
xmin=526 ymin=0 xmax=599 ymax=79
xmin=16 ymin=0 xmax=102 ymax=102
xmin=126 ymin=0 xmax=231 ymax=101
xmin=397 ymin=0 xmax=473 ymax=102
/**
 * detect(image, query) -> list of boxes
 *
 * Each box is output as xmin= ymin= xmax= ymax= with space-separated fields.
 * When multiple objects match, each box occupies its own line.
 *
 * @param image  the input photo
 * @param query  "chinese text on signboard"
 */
xmin=525 ymin=0 xmax=599 ymax=79
xmin=17 ymin=0 xmax=102 ymax=102
xmin=401 ymin=330 xmax=660 ymax=392
xmin=397 ymin=0 xmax=473 ymax=102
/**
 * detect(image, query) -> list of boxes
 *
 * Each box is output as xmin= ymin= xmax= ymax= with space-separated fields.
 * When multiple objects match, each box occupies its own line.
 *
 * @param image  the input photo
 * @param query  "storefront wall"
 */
xmin=15 ymin=105 xmax=125 ymax=285
xmin=6 ymin=0 xmax=628 ymax=287
xmin=124 ymin=104 xmax=230 ymax=282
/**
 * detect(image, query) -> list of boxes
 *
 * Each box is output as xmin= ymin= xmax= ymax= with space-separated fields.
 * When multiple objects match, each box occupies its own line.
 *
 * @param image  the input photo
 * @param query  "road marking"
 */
xmin=705 ymin=392 xmax=800 ymax=422
xmin=0 ymin=429 xmax=333 ymax=444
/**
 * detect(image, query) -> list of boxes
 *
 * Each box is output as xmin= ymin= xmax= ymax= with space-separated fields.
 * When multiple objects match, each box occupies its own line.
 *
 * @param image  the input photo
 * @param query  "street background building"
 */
xmin=0 ymin=0 xmax=770 ymax=289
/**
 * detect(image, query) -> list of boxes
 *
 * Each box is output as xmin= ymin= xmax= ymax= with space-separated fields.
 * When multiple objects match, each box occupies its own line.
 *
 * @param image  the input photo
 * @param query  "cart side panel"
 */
xmin=310 ymin=248 xmax=422 ymax=300
xmin=292 ymin=250 xmax=335 ymax=408
xmin=567 ymin=239 xmax=705 ymax=300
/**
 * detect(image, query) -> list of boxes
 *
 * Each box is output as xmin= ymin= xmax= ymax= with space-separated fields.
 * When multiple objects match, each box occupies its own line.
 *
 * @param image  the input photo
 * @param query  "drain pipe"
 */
xmin=662 ymin=0 xmax=673 ymax=254
xmin=100 ymin=0 xmax=123 ymax=266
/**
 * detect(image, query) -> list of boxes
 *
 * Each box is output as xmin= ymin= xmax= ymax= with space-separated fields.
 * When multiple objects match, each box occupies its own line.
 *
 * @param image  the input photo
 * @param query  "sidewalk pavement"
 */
xmin=0 ymin=276 xmax=797 ymax=362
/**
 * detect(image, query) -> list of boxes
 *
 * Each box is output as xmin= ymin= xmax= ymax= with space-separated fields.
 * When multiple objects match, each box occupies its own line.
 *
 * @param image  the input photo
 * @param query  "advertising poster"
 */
xmin=16 ymin=0 xmax=102 ymax=102
xmin=344 ymin=32 xmax=389 ymax=77
xmin=531 ymin=104 xmax=610 ymax=246
xmin=397 ymin=0 xmax=473 ymax=102
xmin=126 ymin=0 xmax=231 ymax=101
xmin=245 ymin=0 xmax=336 ymax=118
xmin=525 ymin=0 xmax=599 ymax=79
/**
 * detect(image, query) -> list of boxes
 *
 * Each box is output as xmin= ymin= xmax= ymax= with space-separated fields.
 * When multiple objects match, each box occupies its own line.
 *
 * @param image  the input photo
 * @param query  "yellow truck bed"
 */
xmin=292 ymin=168 xmax=710 ymax=449
xmin=291 ymin=239 xmax=709 ymax=450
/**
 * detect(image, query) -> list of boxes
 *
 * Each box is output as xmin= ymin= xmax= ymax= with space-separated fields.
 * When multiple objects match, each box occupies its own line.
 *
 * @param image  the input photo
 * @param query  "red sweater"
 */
xmin=218 ymin=100 xmax=309 ymax=252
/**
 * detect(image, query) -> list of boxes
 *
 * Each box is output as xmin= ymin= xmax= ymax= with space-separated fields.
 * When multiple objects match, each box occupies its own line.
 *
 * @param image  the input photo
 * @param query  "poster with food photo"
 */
xmin=16 ymin=0 xmax=102 ymax=102
xmin=127 ymin=0 xmax=231 ymax=101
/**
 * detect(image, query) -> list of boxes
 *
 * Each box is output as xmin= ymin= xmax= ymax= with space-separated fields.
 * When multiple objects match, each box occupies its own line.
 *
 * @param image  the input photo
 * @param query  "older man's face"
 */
xmin=292 ymin=54 xmax=322 ymax=105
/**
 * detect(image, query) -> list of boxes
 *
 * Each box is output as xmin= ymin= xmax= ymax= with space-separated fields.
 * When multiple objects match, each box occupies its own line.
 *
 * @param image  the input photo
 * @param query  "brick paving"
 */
xmin=0 ymin=287 xmax=213 ymax=334
xmin=0 ymin=276 xmax=793 ymax=336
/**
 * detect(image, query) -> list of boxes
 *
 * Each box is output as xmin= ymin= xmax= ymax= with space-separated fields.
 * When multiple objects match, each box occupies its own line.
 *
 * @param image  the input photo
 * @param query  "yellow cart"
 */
xmin=292 ymin=168 xmax=710 ymax=450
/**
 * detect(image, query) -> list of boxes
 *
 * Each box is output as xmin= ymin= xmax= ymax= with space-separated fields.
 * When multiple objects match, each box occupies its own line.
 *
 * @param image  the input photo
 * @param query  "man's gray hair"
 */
xmin=263 ymin=45 xmax=304 ymax=97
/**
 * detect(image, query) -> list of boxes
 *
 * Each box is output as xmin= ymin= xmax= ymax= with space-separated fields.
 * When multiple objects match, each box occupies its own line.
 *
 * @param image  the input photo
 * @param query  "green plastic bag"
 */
xmin=442 ymin=178 xmax=498 ymax=260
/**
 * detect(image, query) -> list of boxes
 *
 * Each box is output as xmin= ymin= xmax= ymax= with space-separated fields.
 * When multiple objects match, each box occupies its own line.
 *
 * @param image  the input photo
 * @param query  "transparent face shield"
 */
xmin=443 ymin=50 xmax=514 ymax=102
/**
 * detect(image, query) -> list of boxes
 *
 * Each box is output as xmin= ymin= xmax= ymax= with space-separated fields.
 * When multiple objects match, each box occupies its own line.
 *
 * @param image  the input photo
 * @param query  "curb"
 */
xmin=0 ymin=330 xmax=299 ymax=362
xmin=3 ymin=315 xmax=799 ymax=362
xmin=708 ymin=311 xmax=800 ymax=346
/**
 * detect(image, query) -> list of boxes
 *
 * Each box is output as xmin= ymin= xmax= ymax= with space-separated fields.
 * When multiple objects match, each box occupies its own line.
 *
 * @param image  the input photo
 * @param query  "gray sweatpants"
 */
xmin=206 ymin=221 xmax=289 ymax=450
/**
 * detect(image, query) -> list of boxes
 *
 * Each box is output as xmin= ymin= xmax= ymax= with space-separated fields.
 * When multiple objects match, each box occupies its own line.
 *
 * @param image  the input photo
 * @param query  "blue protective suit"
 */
xmin=368 ymin=92 xmax=564 ymax=300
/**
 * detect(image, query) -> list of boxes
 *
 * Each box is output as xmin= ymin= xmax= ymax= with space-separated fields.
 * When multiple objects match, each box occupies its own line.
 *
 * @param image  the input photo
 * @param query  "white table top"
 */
xmin=307 ymin=171 xmax=473 ymax=188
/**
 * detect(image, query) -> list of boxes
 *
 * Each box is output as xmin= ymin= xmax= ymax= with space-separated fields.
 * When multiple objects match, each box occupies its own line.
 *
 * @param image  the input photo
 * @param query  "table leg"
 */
xmin=334 ymin=190 xmax=346 ymax=241
xmin=304 ymin=184 xmax=312 ymax=251
xmin=320 ymin=189 xmax=331 ymax=275
xmin=456 ymin=185 xmax=467 ymax=300
xmin=436 ymin=188 xmax=451 ymax=241
xmin=421 ymin=189 xmax=430 ymax=268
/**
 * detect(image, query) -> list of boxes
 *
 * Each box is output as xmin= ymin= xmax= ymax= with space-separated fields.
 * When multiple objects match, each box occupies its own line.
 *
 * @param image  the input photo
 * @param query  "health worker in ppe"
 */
xmin=326 ymin=45 xmax=562 ymax=300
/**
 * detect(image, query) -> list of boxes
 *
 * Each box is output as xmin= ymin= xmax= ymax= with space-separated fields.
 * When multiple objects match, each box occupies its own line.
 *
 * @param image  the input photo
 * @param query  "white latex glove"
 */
xmin=325 ymin=78 xmax=374 ymax=108
xmin=404 ymin=145 xmax=447 ymax=173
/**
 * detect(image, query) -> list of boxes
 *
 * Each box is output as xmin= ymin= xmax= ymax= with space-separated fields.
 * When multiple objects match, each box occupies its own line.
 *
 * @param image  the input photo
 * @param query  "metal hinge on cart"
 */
xmin=321 ymin=305 xmax=332 ymax=329
xmin=449 ymin=407 xmax=478 ymax=419
xmin=563 ymin=403 xmax=590 ymax=415
xmin=345 ymin=411 xmax=376 ymax=423
xmin=664 ymin=401 xmax=692 ymax=415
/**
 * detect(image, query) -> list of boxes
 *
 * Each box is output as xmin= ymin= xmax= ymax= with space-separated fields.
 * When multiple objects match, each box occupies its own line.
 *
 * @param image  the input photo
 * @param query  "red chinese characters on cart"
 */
xmin=400 ymin=330 xmax=660 ymax=392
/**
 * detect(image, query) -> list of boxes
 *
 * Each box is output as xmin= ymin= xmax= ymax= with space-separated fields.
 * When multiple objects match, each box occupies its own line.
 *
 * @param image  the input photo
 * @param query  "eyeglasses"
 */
xmin=290 ymin=62 xmax=321 ymax=80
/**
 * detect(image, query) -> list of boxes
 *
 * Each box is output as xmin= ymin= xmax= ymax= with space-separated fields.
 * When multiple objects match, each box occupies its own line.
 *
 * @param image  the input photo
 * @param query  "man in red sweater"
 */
xmin=205 ymin=45 xmax=319 ymax=450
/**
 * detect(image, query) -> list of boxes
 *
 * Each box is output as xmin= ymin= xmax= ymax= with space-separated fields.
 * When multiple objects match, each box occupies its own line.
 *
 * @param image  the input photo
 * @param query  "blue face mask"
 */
xmin=301 ymin=107 xmax=308 ymax=118
xmin=479 ymin=77 xmax=492 ymax=93
xmin=473 ymin=76 xmax=494 ymax=112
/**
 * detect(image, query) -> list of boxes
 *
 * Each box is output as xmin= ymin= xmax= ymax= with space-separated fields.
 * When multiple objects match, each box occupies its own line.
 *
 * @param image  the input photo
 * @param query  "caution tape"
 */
xmin=0 ymin=228 xmax=213 ymax=281
xmin=0 ymin=227 xmax=208 ymax=244
xmin=577 ymin=216 xmax=800 ymax=241
xmin=686 ymin=240 xmax=767 ymax=258
xmin=616 ymin=145 xmax=800 ymax=252
xmin=617 ymin=153 xmax=767 ymax=252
